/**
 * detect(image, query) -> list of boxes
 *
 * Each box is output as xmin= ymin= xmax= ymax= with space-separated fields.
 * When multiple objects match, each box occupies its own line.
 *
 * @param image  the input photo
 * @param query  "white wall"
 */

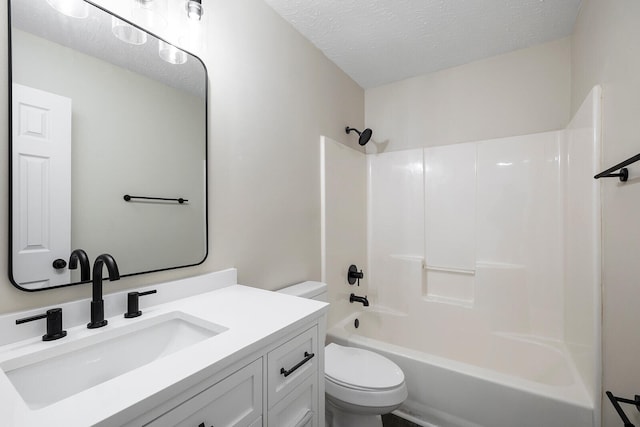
xmin=365 ymin=38 xmax=571 ymax=152
xmin=321 ymin=137 xmax=367 ymax=327
xmin=563 ymin=87 xmax=602 ymax=417
xmin=0 ymin=0 xmax=364 ymax=314
xmin=367 ymin=113 xmax=600 ymax=410
xmin=571 ymin=1 xmax=640 ymax=426
xmin=12 ymin=29 xmax=206 ymax=278
xmin=367 ymin=131 xmax=567 ymax=339
xmin=367 ymin=149 xmax=424 ymax=314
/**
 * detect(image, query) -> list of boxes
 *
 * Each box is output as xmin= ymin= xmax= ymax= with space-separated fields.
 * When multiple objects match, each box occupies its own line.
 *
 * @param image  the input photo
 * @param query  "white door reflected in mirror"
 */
xmin=11 ymin=84 xmax=71 ymax=290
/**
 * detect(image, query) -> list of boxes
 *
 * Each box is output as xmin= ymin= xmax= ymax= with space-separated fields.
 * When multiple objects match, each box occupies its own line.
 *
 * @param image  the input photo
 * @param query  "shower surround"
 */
xmin=322 ymin=87 xmax=601 ymax=427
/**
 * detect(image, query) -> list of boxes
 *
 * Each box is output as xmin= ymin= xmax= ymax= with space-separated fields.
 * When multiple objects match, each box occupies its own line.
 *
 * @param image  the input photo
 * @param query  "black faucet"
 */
xmin=349 ymin=293 xmax=369 ymax=306
xmin=87 ymin=254 xmax=120 ymax=329
xmin=68 ymin=249 xmax=90 ymax=282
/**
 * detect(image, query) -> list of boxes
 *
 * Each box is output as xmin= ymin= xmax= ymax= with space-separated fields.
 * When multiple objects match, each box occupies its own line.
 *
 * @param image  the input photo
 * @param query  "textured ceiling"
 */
xmin=263 ymin=0 xmax=583 ymax=89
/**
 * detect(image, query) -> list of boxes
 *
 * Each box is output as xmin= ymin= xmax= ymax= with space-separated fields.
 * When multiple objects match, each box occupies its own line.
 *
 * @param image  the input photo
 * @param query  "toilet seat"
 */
xmin=324 ymin=343 xmax=408 ymax=409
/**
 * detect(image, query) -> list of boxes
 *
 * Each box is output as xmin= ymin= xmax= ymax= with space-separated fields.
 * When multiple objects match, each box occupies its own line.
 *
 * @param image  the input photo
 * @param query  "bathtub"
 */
xmin=327 ymin=310 xmax=594 ymax=427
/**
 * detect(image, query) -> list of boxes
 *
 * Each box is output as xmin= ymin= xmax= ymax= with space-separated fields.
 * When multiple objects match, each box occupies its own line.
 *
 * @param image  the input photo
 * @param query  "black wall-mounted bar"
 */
xmin=606 ymin=391 xmax=640 ymax=427
xmin=594 ymin=153 xmax=640 ymax=182
xmin=123 ymin=195 xmax=188 ymax=204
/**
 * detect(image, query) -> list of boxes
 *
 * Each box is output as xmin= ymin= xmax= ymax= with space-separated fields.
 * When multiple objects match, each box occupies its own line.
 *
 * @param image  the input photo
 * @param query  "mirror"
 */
xmin=9 ymin=0 xmax=208 ymax=291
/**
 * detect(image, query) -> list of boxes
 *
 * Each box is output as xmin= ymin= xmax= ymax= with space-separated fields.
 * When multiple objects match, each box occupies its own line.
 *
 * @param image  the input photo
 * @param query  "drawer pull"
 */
xmin=280 ymin=351 xmax=315 ymax=377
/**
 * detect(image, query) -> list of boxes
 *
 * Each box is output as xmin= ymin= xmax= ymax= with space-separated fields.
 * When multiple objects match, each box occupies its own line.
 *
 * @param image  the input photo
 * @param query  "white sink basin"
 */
xmin=1 ymin=311 xmax=227 ymax=409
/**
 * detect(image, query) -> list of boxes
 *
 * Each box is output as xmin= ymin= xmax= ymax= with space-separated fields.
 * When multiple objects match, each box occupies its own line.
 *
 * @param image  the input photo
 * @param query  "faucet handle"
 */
xmin=16 ymin=308 xmax=67 ymax=341
xmin=124 ymin=290 xmax=157 ymax=318
xmin=348 ymin=264 xmax=364 ymax=286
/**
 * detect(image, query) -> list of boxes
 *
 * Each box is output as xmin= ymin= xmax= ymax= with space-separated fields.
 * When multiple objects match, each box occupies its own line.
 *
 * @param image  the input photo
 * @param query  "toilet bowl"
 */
xmin=324 ymin=343 xmax=408 ymax=427
xmin=276 ymin=282 xmax=408 ymax=427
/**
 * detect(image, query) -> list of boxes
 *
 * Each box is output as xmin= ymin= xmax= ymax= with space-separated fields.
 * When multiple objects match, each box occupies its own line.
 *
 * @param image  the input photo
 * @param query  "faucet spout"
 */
xmin=88 ymin=254 xmax=120 ymax=329
xmin=68 ymin=249 xmax=90 ymax=282
xmin=349 ymin=293 xmax=369 ymax=307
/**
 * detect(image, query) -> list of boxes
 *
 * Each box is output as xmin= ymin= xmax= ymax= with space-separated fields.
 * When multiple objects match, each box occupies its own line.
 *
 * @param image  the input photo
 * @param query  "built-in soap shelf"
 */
xmin=421 ymin=257 xmax=476 ymax=306
xmin=385 ymin=255 xmax=529 ymax=308
xmin=423 ymin=294 xmax=474 ymax=308
xmin=389 ymin=254 xmax=477 ymax=275
xmin=387 ymin=256 xmax=524 ymax=274
xmin=423 ymin=264 xmax=475 ymax=275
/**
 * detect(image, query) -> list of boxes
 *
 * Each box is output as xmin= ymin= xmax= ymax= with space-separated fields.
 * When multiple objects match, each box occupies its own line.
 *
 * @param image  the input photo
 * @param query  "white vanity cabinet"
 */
xmin=0 ymin=276 xmax=329 ymax=427
xmin=144 ymin=358 xmax=263 ymax=427
xmin=268 ymin=375 xmax=318 ymax=427
xmin=127 ymin=320 xmax=324 ymax=427
xmin=267 ymin=326 xmax=319 ymax=426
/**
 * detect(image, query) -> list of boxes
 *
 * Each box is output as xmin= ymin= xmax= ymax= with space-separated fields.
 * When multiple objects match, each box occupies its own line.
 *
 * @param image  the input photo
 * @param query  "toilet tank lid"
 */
xmin=277 ymin=281 xmax=327 ymax=298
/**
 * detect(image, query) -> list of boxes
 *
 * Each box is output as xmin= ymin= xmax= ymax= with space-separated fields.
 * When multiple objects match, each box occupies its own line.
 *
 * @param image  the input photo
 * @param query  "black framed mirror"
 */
xmin=8 ymin=0 xmax=208 ymax=291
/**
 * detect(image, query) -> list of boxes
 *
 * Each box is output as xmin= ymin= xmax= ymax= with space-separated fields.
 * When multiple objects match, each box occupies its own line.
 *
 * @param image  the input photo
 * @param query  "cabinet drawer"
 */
xmin=267 ymin=326 xmax=318 ymax=407
xmin=268 ymin=374 xmax=318 ymax=427
xmin=145 ymin=358 xmax=262 ymax=427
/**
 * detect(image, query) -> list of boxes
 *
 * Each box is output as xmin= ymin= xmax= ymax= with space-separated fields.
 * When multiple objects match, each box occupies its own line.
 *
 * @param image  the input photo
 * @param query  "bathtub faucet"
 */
xmin=349 ymin=293 xmax=369 ymax=307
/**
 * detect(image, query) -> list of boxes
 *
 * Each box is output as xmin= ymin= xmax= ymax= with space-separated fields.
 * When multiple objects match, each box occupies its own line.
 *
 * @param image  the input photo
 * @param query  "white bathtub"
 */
xmin=327 ymin=310 xmax=594 ymax=427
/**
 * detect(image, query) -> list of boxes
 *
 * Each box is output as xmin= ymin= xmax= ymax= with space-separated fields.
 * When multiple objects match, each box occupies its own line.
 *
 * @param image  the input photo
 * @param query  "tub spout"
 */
xmin=350 ymin=293 xmax=369 ymax=306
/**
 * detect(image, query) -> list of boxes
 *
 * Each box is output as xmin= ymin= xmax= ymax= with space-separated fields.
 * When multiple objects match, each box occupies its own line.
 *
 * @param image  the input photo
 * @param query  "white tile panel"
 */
xmin=424 ymin=142 xmax=476 ymax=272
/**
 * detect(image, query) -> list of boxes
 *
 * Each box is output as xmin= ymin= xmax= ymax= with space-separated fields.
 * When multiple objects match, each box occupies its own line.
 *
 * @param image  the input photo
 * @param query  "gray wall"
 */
xmin=365 ymin=38 xmax=571 ymax=152
xmin=571 ymin=1 xmax=640 ymax=426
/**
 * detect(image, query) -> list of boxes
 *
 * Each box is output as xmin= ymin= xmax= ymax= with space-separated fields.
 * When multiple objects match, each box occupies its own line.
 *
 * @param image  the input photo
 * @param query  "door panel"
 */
xmin=12 ymin=83 xmax=71 ymax=289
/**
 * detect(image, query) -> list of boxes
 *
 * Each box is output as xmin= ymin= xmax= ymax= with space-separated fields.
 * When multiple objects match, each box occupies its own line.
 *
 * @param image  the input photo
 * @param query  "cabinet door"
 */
xmin=268 ymin=326 xmax=318 ymax=407
xmin=268 ymin=375 xmax=318 ymax=427
xmin=145 ymin=358 xmax=262 ymax=427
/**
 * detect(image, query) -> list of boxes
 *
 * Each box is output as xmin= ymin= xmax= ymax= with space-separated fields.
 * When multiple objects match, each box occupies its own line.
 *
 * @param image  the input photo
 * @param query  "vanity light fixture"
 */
xmin=186 ymin=0 xmax=204 ymax=21
xmin=159 ymin=40 xmax=188 ymax=64
xmin=132 ymin=0 xmax=167 ymax=31
xmin=112 ymin=16 xmax=148 ymax=45
xmin=46 ymin=0 xmax=89 ymax=19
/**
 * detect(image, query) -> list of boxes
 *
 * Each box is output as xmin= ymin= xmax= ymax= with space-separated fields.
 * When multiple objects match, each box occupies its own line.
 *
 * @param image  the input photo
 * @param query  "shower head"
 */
xmin=345 ymin=126 xmax=373 ymax=146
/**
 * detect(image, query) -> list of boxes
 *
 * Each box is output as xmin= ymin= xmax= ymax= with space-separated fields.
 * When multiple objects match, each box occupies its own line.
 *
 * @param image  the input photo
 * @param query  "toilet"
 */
xmin=278 ymin=281 xmax=408 ymax=427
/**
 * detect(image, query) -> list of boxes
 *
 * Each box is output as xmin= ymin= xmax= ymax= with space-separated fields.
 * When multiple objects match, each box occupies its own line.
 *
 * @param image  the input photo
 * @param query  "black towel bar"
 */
xmin=606 ymin=391 xmax=640 ymax=427
xmin=594 ymin=153 xmax=640 ymax=181
xmin=123 ymin=195 xmax=188 ymax=204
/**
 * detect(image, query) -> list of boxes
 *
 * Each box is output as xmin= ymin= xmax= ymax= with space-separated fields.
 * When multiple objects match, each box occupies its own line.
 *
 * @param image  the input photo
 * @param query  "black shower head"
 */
xmin=345 ymin=126 xmax=373 ymax=146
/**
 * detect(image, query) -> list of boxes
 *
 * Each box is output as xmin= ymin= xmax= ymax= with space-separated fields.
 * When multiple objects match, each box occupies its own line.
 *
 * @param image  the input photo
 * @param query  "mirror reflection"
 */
xmin=10 ymin=0 xmax=208 ymax=291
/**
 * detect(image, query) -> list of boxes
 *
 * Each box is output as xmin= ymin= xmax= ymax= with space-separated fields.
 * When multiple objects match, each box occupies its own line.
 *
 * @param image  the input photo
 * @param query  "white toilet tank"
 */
xmin=277 ymin=281 xmax=328 ymax=302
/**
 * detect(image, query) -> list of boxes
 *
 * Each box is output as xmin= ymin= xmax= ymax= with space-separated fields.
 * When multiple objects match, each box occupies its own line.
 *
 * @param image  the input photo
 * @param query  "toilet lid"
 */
xmin=325 ymin=343 xmax=405 ymax=391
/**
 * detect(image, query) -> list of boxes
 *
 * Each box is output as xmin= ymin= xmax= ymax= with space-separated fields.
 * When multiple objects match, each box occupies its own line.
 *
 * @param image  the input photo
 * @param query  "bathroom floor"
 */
xmin=382 ymin=413 xmax=421 ymax=427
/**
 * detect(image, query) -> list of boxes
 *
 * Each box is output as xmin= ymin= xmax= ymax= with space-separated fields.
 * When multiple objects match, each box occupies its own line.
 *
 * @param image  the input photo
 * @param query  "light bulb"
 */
xmin=159 ymin=40 xmax=187 ymax=65
xmin=46 ymin=0 xmax=89 ymax=19
xmin=186 ymin=0 xmax=203 ymax=21
xmin=112 ymin=16 xmax=148 ymax=45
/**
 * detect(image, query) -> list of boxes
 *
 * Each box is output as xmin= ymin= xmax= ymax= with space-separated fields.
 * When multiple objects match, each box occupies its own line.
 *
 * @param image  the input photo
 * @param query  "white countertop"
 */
xmin=0 ymin=277 xmax=328 ymax=426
